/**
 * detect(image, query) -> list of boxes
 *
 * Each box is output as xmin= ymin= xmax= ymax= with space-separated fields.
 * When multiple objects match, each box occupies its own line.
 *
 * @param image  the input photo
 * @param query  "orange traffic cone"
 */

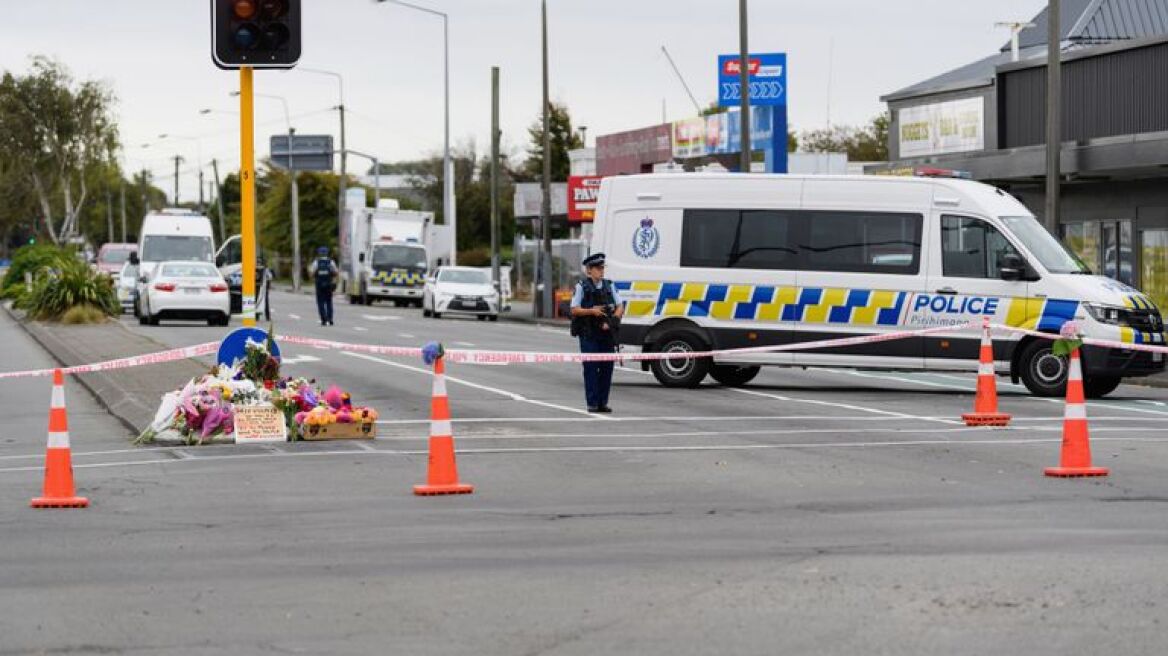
xmin=1045 ymin=348 xmax=1109 ymax=477
xmin=414 ymin=356 xmax=474 ymax=496
xmin=31 ymin=370 xmax=89 ymax=508
xmin=962 ymin=318 xmax=1011 ymax=426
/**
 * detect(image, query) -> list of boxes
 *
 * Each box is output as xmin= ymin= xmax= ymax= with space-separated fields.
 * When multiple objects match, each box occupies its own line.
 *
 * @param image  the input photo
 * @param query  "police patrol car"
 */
xmin=591 ymin=173 xmax=1165 ymax=398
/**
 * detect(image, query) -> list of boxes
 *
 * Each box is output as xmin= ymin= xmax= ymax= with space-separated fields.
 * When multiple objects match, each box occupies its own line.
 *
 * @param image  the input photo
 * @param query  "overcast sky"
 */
xmin=0 ymin=0 xmax=1048 ymax=202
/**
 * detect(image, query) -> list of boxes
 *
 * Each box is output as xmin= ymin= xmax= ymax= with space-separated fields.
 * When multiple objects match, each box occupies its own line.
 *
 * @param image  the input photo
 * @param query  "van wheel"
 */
xmin=710 ymin=365 xmax=761 ymax=387
xmin=1085 ymin=376 xmax=1121 ymax=399
xmin=650 ymin=332 xmax=710 ymax=388
xmin=1018 ymin=340 xmax=1067 ymax=397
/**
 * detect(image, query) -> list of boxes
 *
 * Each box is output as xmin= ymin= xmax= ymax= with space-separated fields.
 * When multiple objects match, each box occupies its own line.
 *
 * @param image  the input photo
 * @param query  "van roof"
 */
xmin=603 ymin=173 xmax=1030 ymax=217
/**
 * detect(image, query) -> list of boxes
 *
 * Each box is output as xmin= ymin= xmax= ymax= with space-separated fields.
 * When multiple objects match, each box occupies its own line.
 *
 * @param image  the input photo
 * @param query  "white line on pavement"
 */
xmin=281 ymin=354 xmax=322 ymax=365
xmin=725 ymin=386 xmax=965 ymax=425
xmin=455 ymin=341 xmax=476 ymax=347
xmin=354 ymin=326 xmax=369 ymax=332
xmin=288 ymin=314 xmax=301 ymax=320
xmin=340 ymin=351 xmax=605 ymax=419
xmin=399 ymin=333 xmax=415 ymax=339
xmin=3 ymin=434 xmax=1168 ymax=474
xmin=361 ymin=315 xmax=392 ymax=322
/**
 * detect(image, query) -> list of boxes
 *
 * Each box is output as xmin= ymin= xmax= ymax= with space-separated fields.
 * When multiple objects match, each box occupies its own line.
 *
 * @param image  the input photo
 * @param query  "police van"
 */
xmin=592 ymin=173 xmax=1165 ymax=398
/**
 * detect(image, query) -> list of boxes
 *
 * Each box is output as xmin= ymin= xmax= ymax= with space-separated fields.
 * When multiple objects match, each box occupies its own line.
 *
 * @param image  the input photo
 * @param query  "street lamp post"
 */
xmin=295 ymin=67 xmax=347 ymax=234
xmin=231 ymin=91 xmax=302 ymax=291
xmin=374 ymin=0 xmax=455 ymax=264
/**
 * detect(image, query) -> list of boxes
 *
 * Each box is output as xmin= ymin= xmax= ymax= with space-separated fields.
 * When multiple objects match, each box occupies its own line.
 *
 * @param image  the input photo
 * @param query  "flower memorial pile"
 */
xmin=137 ymin=335 xmax=380 ymax=445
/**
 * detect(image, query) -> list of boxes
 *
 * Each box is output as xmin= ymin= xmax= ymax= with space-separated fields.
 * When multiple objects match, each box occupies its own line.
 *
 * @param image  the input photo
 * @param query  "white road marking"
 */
xmin=370 ymin=414 xmax=1055 ymax=426
xmin=3 ymin=433 xmax=1167 ymax=474
xmin=340 ymin=351 xmax=604 ymax=418
xmin=362 ymin=314 xmax=392 ymax=322
xmin=288 ymin=313 xmax=302 ymax=320
xmin=725 ymin=386 xmax=965 ymax=425
xmin=399 ymin=333 xmax=416 ymax=339
xmin=455 ymin=341 xmax=476 ymax=347
xmin=280 ymin=354 xmax=322 ymax=365
xmin=354 ymin=326 xmax=369 ymax=332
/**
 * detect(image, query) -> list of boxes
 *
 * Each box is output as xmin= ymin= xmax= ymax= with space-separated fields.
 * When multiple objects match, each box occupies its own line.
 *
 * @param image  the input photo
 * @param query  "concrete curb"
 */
xmin=2 ymin=303 xmax=209 ymax=434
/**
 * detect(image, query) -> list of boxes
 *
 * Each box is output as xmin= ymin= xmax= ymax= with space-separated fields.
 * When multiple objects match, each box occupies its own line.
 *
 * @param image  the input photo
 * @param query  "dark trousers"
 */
xmin=315 ymin=287 xmax=334 ymax=324
xmin=579 ymin=335 xmax=615 ymax=409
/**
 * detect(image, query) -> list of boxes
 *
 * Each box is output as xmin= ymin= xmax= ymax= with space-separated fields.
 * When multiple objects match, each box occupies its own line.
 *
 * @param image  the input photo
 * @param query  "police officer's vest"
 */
xmin=570 ymin=277 xmax=615 ymax=339
xmin=314 ymin=258 xmax=333 ymax=290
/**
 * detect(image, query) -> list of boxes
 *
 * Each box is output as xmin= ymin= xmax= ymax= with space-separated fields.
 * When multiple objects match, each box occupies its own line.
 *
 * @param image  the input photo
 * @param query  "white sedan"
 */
xmin=422 ymin=267 xmax=500 ymax=321
xmin=137 ymin=261 xmax=231 ymax=327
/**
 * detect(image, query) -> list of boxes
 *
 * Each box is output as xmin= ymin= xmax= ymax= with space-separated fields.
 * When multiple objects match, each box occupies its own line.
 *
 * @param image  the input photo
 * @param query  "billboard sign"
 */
xmin=270 ymin=134 xmax=335 ymax=171
xmin=513 ymin=182 xmax=568 ymax=217
xmin=672 ymin=117 xmax=707 ymax=159
xmin=567 ymin=176 xmax=603 ymax=223
xmin=596 ymin=124 xmax=672 ymax=176
xmin=897 ymin=97 xmax=984 ymax=158
xmin=718 ymin=52 xmax=786 ymax=107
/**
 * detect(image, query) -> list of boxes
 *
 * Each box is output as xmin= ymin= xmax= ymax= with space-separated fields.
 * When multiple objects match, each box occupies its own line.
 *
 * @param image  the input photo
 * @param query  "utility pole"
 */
xmin=289 ymin=127 xmax=302 ymax=292
xmin=338 ymin=101 xmax=347 ymax=230
xmin=1044 ymin=0 xmax=1061 ymax=234
xmin=539 ymin=0 xmax=553 ymax=318
xmin=490 ymin=66 xmax=501 ymax=297
xmin=172 ymin=155 xmax=184 ymax=205
xmin=211 ymin=159 xmax=227 ymax=243
xmin=106 ymin=189 xmax=113 ymax=244
xmin=198 ymin=168 xmax=206 ymax=214
xmin=119 ymin=184 xmax=127 ymax=242
xmin=738 ymin=0 xmax=752 ymax=174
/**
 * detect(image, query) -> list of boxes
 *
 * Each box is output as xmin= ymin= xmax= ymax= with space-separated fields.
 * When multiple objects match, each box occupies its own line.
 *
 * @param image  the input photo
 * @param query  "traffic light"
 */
xmin=212 ymin=0 xmax=301 ymax=69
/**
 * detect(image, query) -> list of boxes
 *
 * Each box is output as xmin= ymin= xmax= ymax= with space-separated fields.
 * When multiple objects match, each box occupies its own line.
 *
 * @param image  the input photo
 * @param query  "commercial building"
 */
xmin=872 ymin=0 xmax=1168 ymax=307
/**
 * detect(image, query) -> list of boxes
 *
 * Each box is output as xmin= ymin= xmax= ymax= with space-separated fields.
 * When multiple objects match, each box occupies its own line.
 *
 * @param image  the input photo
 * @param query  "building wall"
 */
xmin=999 ymin=40 xmax=1168 ymax=148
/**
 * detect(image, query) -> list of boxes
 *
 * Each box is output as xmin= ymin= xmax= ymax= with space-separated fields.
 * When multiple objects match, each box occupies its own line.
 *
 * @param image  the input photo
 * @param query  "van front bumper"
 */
xmin=1083 ymin=344 xmax=1166 ymax=378
xmin=370 ymin=284 xmax=423 ymax=299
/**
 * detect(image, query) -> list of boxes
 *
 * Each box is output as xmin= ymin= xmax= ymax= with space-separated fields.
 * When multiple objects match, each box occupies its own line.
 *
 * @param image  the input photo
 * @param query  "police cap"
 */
xmin=317 ymin=246 xmax=329 ymax=255
xmin=582 ymin=252 xmax=606 ymax=268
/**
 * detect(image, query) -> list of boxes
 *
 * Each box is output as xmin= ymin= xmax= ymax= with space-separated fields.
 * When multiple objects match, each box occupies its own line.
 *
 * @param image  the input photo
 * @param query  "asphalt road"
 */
xmin=2 ymin=289 xmax=1168 ymax=655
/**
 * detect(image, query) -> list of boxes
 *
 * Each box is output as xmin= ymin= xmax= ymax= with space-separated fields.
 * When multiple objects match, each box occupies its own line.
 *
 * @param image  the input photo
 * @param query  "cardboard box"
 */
xmin=300 ymin=422 xmax=377 ymax=441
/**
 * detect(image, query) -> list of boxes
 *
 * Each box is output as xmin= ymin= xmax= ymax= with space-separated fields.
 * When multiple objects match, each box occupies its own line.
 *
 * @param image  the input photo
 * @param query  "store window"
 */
xmin=1102 ymin=221 xmax=1134 ymax=286
xmin=1141 ymin=229 xmax=1168 ymax=311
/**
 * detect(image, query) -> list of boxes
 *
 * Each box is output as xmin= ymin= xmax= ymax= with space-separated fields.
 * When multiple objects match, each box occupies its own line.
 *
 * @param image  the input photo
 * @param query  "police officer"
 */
xmin=308 ymin=246 xmax=338 ymax=326
xmin=569 ymin=253 xmax=624 ymax=413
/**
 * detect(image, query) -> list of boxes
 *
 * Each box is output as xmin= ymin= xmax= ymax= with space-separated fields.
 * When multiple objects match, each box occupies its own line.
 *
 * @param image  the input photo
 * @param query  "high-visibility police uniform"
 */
xmin=570 ymin=253 xmax=624 ymax=412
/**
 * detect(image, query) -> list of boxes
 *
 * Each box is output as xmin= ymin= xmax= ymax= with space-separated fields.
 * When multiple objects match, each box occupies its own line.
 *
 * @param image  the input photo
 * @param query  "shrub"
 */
xmin=21 ymin=256 xmax=118 ymax=321
xmin=0 ymin=244 xmax=70 ymax=300
xmin=60 ymin=304 xmax=109 ymax=325
xmin=456 ymin=247 xmax=491 ymax=267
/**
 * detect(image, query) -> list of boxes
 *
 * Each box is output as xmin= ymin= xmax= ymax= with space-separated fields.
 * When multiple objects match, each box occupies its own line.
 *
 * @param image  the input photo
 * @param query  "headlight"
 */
xmin=1083 ymin=303 xmax=1128 ymax=326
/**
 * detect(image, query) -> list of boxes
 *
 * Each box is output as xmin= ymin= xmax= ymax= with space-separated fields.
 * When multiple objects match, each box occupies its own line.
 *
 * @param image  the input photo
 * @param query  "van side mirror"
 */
xmin=215 ymin=254 xmax=225 ymax=267
xmin=129 ymin=252 xmax=139 ymax=265
xmin=1000 ymin=253 xmax=1025 ymax=281
xmin=358 ymin=253 xmax=365 ymax=263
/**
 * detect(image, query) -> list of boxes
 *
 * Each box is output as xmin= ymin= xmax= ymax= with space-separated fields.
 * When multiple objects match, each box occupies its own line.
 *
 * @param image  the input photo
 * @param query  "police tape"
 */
xmin=277 ymin=323 xmax=975 ymax=365
xmin=0 ymin=342 xmax=220 ymax=380
xmin=4 ymin=320 xmax=1165 ymax=380
xmin=991 ymin=323 xmax=1168 ymax=355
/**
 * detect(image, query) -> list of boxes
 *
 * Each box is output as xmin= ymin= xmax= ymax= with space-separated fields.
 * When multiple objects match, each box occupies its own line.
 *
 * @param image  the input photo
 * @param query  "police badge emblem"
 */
xmin=632 ymin=217 xmax=660 ymax=259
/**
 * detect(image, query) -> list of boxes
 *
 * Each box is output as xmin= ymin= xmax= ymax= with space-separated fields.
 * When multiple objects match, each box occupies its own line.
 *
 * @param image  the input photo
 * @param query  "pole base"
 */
xmin=1044 ymin=466 xmax=1109 ymax=478
xmin=962 ymin=412 xmax=1012 ymax=427
xmin=31 ymin=496 xmax=89 ymax=508
xmin=414 ymin=483 xmax=474 ymax=496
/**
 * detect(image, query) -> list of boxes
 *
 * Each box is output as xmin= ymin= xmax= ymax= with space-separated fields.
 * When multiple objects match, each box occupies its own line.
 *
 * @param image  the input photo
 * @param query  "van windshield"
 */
xmin=141 ymin=235 xmax=214 ymax=263
xmin=1000 ymin=216 xmax=1090 ymax=274
xmin=372 ymin=244 xmax=426 ymax=269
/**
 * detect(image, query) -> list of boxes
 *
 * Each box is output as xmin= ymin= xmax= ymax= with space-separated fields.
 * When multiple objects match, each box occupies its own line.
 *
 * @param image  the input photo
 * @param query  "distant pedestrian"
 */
xmin=569 ymin=253 xmax=624 ymax=413
xmin=308 ymin=246 xmax=337 ymax=326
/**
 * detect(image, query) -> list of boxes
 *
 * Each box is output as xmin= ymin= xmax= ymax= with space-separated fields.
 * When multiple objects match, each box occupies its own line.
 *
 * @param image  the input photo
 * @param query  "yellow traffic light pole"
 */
xmin=239 ymin=66 xmax=257 ymax=327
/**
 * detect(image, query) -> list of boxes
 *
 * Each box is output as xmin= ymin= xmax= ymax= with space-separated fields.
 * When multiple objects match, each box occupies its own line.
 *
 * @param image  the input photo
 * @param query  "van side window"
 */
xmin=800 ymin=211 xmax=921 ymax=274
xmin=941 ymin=215 xmax=1019 ymax=278
xmin=681 ymin=209 xmax=797 ymax=269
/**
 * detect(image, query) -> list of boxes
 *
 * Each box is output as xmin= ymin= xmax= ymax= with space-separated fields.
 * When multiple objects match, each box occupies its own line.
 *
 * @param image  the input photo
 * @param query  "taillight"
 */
xmin=153 ymin=282 xmax=176 ymax=292
xmin=210 ymin=283 xmax=229 ymax=293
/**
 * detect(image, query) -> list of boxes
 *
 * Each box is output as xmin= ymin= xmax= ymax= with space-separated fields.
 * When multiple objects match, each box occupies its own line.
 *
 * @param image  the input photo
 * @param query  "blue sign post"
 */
xmin=717 ymin=52 xmax=788 ymax=173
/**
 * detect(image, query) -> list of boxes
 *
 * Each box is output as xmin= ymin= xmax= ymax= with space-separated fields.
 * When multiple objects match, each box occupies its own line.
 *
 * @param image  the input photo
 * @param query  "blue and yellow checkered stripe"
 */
xmin=614 ymin=281 xmax=907 ymax=326
xmin=372 ymin=269 xmax=425 ymax=286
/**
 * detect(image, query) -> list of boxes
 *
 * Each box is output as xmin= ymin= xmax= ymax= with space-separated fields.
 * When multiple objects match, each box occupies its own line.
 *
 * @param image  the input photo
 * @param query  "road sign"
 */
xmin=718 ymin=52 xmax=786 ymax=108
xmin=269 ymin=134 xmax=334 ymax=171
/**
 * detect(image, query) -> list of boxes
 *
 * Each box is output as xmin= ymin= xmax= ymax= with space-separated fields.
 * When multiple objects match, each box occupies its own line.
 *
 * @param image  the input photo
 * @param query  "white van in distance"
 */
xmin=132 ymin=209 xmax=216 ymax=322
xmin=591 ymin=173 xmax=1164 ymax=398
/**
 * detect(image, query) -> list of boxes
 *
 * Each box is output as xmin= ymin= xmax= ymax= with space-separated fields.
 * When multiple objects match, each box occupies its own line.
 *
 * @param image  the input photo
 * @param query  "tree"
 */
xmin=799 ymin=112 xmax=889 ymax=161
xmin=523 ymin=101 xmax=582 ymax=182
xmin=0 ymin=57 xmax=119 ymax=245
